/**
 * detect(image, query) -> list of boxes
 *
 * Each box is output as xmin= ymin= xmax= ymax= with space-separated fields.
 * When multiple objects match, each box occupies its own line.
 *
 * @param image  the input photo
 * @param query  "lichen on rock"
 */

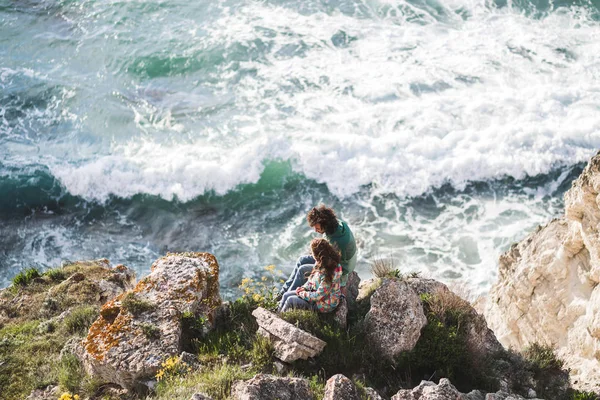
xmin=80 ymin=252 xmax=222 ymax=391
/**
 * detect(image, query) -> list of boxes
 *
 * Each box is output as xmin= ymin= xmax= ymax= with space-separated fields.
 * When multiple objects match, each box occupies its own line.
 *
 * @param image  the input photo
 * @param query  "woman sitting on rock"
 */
xmin=278 ymin=238 xmax=342 ymax=313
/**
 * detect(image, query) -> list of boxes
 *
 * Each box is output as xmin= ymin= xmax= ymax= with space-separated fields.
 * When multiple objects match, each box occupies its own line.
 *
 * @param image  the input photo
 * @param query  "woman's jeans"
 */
xmin=278 ymin=255 xmax=315 ymax=296
xmin=278 ymin=291 xmax=318 ymax=313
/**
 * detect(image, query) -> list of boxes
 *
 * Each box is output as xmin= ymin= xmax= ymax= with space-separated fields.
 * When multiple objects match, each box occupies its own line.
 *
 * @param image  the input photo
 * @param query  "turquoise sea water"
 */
xmin=1 ymin=0 xmax=600 ymax=297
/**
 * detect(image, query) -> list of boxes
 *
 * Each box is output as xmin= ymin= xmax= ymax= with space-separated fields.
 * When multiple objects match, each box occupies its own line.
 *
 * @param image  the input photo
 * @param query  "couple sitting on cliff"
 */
xmin=277 ymin=205 xmax=357 ymax=314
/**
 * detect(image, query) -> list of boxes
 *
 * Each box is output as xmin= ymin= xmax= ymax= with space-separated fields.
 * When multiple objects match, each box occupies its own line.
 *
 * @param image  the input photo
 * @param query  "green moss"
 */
xmin=121 ymin=293 xmax=155 ymax=316
xmin=63 ymin=306 xmax=98 ymax=336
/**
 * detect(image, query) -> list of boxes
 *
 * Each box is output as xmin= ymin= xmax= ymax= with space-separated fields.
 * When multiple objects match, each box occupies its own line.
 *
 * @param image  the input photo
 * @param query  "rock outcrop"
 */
xmin=231 ymin=374 xmax=313 ymax=400
xmin=323 ymin=374 xmax=361 ymax=400
xmin=253 ymin=307 xmax=326 ymax=362
xmin=364 ymin=279 xmax=428 ymax=358
xmin=483 ymin=153 xmax=600 ymax=393
xmin=80 ymin=253 xmax=221 ymax=391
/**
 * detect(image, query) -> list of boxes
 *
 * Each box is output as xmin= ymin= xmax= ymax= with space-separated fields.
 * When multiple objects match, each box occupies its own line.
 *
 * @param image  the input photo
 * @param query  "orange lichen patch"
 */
xmin=133 ymin=276 xmax=156 ymax=293
xmin=84 ymin=298 xmax=133 ymax=361
xmin=113 ymin=264 xmax=128 ymax=272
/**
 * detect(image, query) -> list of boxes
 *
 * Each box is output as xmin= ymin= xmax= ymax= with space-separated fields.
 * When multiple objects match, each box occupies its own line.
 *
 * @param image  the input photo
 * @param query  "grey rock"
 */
xmin=253 ymin=307 xmax=326 ymax=362
xmin=231 ymin=374 xmax=313 ymax=400
xmin=365 ymin=280 xmax=427 ymax=358
xmin=465 ymin=390 xmax=485 ymax=400
xmin=80 ymin=253 xmax=221 ymax=391
xmin=346 ymin=271 xmax=361 ymax=309
xmin=333 ymin=296 xmax=348 ymax=329
xmin=323 ymin=374 xmax=360 ymax=400
xmin=26 ymin=386 xmax=59 ymax=400
xmin=365 ymin=387 xmax=385 ymax=400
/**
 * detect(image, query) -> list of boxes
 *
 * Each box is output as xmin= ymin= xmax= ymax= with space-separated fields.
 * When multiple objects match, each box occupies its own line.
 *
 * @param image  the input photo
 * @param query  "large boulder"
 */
xmin=483 ymin=152 xmax=600 ymax=393
xmin=323 ymin=374 xmax=361 ymax=400
xmin=81 ymin=253 xmax=221 ymax=391
xmin=231 ymin=374 xmax=313 ymax=400
xmin=364 ymin=280 xmax=428 ymax=358
xmin=253 ymin=307 xmax=326 ymax=362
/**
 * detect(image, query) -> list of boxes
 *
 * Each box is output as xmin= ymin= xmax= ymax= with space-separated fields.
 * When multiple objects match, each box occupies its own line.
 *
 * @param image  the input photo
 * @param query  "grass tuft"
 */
xmin=58 ymin=354 xmax=84 ymax=393
xmin=44 ymin=268 xmax=67 ymax=282
xmin=63 ymin=306 xmax=98 ymax=336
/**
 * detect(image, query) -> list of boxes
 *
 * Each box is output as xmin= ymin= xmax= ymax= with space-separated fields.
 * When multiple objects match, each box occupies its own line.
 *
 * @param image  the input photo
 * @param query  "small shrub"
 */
xmin=12 ymin=267 xmax=41 ymax=286
xmin=370 ymin=257 xmax=398 ymax=279
xmin=63 ymin=306 xmax=98 ymax=336
xmin=121 ymin=293 xmax=154 ymax=316
xmin=140 ymin=323 xmax=160 ymax=340
xmin=58 ymin=354 xmax=84 ymax=393
xmin=524 ymin=342 xmax=564 ymax=370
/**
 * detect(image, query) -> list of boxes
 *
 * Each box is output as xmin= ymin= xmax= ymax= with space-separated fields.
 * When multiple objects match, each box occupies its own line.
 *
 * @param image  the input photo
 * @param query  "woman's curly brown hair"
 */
xmin=310 ymin=238 xmax=341 ymax=283
xmin=306 ymin=205 xmax=339 ymax=235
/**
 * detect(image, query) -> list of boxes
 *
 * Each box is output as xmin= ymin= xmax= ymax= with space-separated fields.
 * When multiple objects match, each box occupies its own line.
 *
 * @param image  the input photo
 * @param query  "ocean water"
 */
xmin=1 ymin=0 xmax=600 ymax=297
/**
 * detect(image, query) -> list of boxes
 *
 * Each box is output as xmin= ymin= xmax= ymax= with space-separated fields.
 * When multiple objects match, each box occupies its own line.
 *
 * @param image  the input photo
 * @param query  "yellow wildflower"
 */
xmin=156 ymin=369 xmax=165 ymax=381
xmin=265 ymin=265 xmax=275 ymax=273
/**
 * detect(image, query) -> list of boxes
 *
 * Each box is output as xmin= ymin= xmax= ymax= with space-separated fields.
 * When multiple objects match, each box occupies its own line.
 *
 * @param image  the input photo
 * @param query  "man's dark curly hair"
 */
xmin=306 ymin=205 xmax=339 ymax=235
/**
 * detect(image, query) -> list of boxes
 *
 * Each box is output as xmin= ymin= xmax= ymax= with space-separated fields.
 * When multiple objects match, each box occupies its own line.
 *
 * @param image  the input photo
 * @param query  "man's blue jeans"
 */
xmin=279 ymin=255 xmax=315 ymax=296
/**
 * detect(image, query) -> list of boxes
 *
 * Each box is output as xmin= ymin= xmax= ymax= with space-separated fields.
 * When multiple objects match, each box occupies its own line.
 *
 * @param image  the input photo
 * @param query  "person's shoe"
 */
xmin=275 ymin=292 xmax=283 ymax=302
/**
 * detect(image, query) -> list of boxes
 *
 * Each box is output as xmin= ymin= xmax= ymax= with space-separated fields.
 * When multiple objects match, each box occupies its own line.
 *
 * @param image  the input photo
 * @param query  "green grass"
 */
xmin=153 ymin=363 xmax=254 ymax=400
xmin=44 ymin=268 xmax=67 ymax=282
xmin=58 ymin=354 xmax=84 ymax=393
xmin=63 ymin=306 xmax=98 ymax=336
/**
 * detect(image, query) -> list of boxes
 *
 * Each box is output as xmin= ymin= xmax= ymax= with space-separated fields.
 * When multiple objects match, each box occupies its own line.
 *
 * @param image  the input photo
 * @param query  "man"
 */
xmin=278 ymin=204 xmax=357 ymax=298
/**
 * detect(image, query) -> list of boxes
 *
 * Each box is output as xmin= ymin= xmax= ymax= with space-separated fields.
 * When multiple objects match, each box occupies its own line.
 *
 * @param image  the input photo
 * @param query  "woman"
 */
xmin=277 ymin=204 xmax=357 ymax=299
xmin=278 ymin=238 xmax=343 ymax=313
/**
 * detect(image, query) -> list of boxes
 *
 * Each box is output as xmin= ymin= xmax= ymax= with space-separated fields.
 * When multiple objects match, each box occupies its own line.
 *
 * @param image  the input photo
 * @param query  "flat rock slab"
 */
xmin=253 ymin=307 xmax=326 ymax=362
xmin=81 ymin=253 xmax=221 ymax=390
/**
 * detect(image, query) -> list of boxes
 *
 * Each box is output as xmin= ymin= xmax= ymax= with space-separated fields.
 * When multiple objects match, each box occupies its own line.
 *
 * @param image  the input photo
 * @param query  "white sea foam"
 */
xmin=43 ymin=0 xmax=600 ymax=202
